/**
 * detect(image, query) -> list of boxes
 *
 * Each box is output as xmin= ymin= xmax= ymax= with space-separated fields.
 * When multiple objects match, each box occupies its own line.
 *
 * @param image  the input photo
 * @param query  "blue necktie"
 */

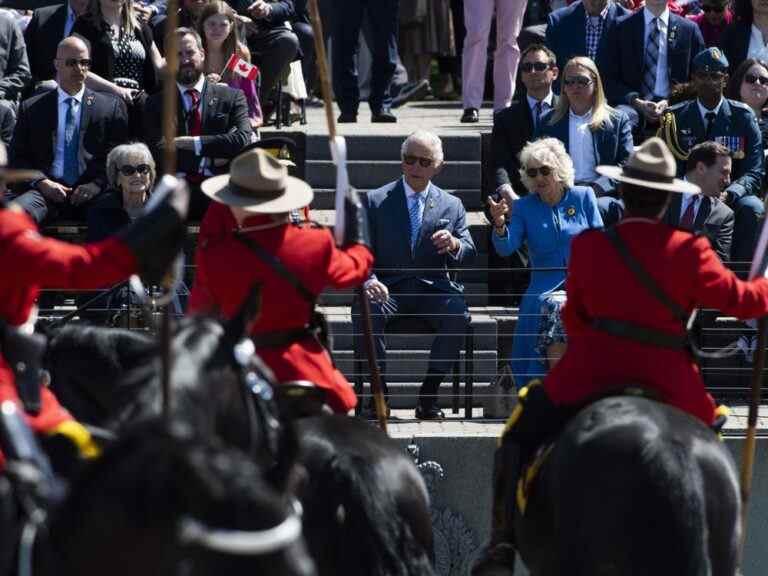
xmin=642 ymin=18 xmax=660 ymax=98
xmin=409 ymin=193 xmax=423 ymax=252
xmin=63 ymin=97 xmax=80 ymax=185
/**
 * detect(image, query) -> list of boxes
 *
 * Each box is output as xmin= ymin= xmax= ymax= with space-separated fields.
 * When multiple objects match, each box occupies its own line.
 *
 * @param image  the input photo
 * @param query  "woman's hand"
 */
xmin=487 ymin=195 xmax=510 ymax=228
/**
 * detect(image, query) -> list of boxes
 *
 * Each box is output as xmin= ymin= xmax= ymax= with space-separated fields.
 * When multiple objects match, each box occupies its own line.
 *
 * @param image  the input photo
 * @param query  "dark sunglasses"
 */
xmin=563 ymin=75 xmax=592 ymax=87
xmin=521 ymin=61 xmax=552 ymax=73
xmin=403 ymin=154 xmax=434 ymax=168
xmin=701 ymin=5 xmax=725 ymax=12
xmin=745 ymin=73 xmax=768 ymax=85
xmin=525 ymin=166 xmax=553 ymax=178
xmin=61 ymin=58 xmax=92 ymax=69
xmin=119 ymin=164 xmax=151 ymax=176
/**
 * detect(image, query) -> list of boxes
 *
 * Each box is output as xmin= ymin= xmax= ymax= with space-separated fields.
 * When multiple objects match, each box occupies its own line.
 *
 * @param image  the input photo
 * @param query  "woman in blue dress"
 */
xmin=489 ymin=137 xmax=603 ymax=388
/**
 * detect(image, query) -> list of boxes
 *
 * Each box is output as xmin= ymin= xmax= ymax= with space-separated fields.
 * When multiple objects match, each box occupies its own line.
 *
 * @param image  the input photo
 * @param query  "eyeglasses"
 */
xmin=563 ymin=75 xmax=593 ymax=87
xmin=119 ymin=164 xmax=151 ymax=176
xmin=520 ymin=61 xmax=553 ymax=73
xmin=745 ymin=73 xmax=768 ymax=86
xmin=525 ymin=166 xmax=553 ymax=178
xmin=701 ymin=5 xmax=725 ymax=12
xmin=403 ymin=155 xmax=434 ymax=168
xmin=60 ymin=58 xmax=92 ymax=69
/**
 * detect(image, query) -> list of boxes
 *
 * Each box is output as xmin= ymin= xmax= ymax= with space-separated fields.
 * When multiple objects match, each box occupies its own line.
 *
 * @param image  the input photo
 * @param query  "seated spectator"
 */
xmin=290 ymin=0 xmax=315 ymax=99
xmin=663 ymin=141 xmax=734 ymax=260
xmin=24 ymin=0 xmax=89 ymax=91
xmin=198 ymin=1 xmax=262 ymax=131
xmin=726 ymin=57 xmax=768 ymax=146
xmin=0 ymin=10 xmax=30 ymax=108
xmin=355 ymin=130 xmax=476 ymax=420
xmin=86 ymin=141 xmax=155 ymax=242
xmin=536 ymin=56 xmax=633 ymax=222
xmin=545 ymin=0 xmax=630 ymax=82
xmin=720 ymin=0 xmax=768 ymax=74
xmin=487 ymin=137 xmax=603 ymax=389
xmin=659 ymin=47 xmax=764 ymax=266
xmin=603 ymin=0 xmax=705 ymax=132
xmin=71 ymin=0 xmax=164 ymax=102
xmin=686 ymin=0 xmax=733 ymax=47
xmin=142 ymin=27 xmax=252 ymax=220
xmin=9 ymin=36 xmax=129 ymax=225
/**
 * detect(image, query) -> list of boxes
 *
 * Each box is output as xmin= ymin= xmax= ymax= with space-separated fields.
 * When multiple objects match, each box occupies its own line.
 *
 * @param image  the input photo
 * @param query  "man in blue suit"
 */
xmin=354 ymin=130 xmax=476 ymax=420
xmin=603 ymin=0 xmax=705 ymax=132
xmin=545 ymin=0 xmax=630 ymax=85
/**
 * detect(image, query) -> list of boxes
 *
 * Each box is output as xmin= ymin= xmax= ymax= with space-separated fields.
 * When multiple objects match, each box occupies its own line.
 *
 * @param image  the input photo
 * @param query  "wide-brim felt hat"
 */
xmin=596 ymin=137 xmax=701 ymax=195
xmin=0 ymin=142 xmax=42 ymax=183
xmin=201 ymin=148 xmax=313 ymax=213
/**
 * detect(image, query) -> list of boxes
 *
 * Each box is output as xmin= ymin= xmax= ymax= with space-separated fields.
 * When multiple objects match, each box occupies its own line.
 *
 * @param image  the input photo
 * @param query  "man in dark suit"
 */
xmin=9 ymin=36 xmax=129 ymax=225
xmin=0 ymin=11 xmax=30 ymax=106
xmin=24 ymin=0 xmax=89 ymax=90
xmin=545 ymin=0 xmax=630 ymax=82
xmin=354 ymin=131 xmax=476 ymax=419
xmin=143 ymin=27 xmax=252 ymax=220
xmin=603 ymin=0 xmax=705 ymax=131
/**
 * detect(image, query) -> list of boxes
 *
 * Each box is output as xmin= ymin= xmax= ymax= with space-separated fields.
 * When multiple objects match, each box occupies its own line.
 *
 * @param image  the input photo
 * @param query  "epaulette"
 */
xmin=727 ymin=99 xmax=753 ymax=113
xmin=664 ymin=100 xmax=688 ymax=113
xmin=657 ymin=110 xmax=689 ymax=161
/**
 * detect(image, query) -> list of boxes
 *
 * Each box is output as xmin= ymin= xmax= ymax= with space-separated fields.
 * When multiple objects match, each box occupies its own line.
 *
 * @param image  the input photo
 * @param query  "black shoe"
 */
xmin=338 ymin=112 xmax=357 ymax=123
xmin=461 ymin=107 xmax=479 ymax=123
xmin=470 ymin=542 xmax=516 ymax=576
xmin=392 ymin=79 xmax=431 ymax=108
xmin=363 ymin=401 xmax=391 ymax=420
xmin=371 ymin=109 xmax=397 ymax=123
xmin=415 ymin=404 xmax=445 ymax=420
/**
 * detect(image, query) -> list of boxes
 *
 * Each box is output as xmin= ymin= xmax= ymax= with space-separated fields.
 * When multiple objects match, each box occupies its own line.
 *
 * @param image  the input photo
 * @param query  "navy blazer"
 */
xmin=719 ymin=22 xmax=750 ymax=75
xmin=603 ymin=10 xmax=705 ymax=106
xmin=545 ymin=1 xmax=630 ymax=77
xmin=364 ymin=179 xmax=476 ymax=294
xmin=535 ymin=107 xmax=634 ymax=196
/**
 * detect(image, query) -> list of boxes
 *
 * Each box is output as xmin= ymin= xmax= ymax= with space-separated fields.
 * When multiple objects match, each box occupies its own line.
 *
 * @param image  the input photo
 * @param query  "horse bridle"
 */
xmin=177 ymin=499 xmax=303 ymax=555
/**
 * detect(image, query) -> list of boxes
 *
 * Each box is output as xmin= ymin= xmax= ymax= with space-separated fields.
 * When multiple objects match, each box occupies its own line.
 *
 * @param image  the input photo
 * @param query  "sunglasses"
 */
xmin=403 ymin=155 xmax=434 ymax=168
xmin=61 ymin=58 xmax=92 ymax=69
xmin=745 ymin=73 xmax=768 ymax=85
xmin=521 ymin=61 xmax=553 ymax=73
xmin=701 ymin=5 xmax=725 ymax=12
xmin=119 ymin=164 xmax=151 ymax=176
xmin=563 ymin=75 xmax=592 ymax=87
xmin=525 ymin=166 xmax=553 ymax=178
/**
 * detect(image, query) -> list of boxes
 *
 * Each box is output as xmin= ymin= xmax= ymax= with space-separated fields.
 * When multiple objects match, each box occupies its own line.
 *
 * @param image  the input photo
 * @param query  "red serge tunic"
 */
xmin=187 ymin=203 xmax=374 ymax=413
xmin=0 ymin=207 xmax=136 ymax=436
xmin=544 ymin=218 xmax=768 ymax=425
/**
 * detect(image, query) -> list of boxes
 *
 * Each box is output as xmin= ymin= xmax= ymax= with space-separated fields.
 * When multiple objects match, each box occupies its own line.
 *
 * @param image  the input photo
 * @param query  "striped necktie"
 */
xmin=409 ymin=193 xmax=424 ymax=252
xmin=642 ymin=18 xmax=660 ymax=98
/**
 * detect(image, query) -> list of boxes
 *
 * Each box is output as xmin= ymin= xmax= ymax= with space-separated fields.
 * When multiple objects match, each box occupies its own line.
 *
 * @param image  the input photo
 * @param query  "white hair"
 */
xmin=518 ymin=137 xmax=575 ymax=191
xmin=401 ymin=130 xmax=444 ymax=165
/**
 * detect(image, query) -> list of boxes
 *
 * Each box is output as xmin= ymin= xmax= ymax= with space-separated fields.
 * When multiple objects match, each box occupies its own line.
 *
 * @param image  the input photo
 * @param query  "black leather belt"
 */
xmin=592 ymin=317 xmax=689 ymax=350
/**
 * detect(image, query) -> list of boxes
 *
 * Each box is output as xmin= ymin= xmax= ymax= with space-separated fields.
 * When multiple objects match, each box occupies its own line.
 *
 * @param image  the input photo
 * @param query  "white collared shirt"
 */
xmin=644 ymin=7 xmax=670 ymax=98
xmin=568 ymin=109 xmax=598 ymax=183
xmin=177 ymin=75 xmax=207 ymax=170
xmin=679 ymin=191 xmax=702 ymax=224
xmin=401 ymin=176 xmax=461 ymax=259
xmin=696 ymin=97 xmax=723 ymax=125
xmin=52 ymin=85 xmax=85 ymax=179
xmin=748 ymin=24 xmax=768 ymax=60
xmin=527 ymin=91 xmax=554 ymax=131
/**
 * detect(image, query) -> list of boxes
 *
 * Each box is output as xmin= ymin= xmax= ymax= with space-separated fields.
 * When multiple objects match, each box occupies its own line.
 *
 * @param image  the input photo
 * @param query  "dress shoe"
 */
xmin=461 ymin=107 xmax=479 ymax=123
xmin=371 ymin=109 xmax=397 ymax=123
xmin=415 ymin=404 xmax=445 ymax=420
xmin=392 ymin=79 xmax=432 ymax=108
xmin=337 ymin=111 xmax=357 ymax=123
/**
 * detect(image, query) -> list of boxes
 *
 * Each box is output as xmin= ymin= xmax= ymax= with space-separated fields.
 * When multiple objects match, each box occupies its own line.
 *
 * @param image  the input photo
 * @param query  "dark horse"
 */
xmin=511 ymin=396 xmax=740 ymax=576
xmin=45 ymin=316 xmax=435 ymax=576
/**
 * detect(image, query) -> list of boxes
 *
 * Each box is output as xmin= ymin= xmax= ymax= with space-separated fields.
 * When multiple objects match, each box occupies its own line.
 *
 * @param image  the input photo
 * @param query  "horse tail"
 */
xmin=323 ymin=453 xmax=435 ymax=576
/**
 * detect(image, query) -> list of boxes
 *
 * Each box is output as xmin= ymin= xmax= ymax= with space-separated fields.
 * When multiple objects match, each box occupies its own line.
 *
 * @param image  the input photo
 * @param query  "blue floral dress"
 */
xmin=492 ymin=185 xmax=603 ymax=388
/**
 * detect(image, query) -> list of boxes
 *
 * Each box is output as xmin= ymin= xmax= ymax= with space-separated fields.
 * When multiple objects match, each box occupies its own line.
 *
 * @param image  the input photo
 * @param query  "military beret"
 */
xmin=693 ymin=47 xmax=729 ymax=73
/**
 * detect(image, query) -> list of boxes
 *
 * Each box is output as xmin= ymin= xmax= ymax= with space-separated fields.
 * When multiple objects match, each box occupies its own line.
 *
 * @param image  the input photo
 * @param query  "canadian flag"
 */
xmin=225 ymin=54 xmax=259 ymax=82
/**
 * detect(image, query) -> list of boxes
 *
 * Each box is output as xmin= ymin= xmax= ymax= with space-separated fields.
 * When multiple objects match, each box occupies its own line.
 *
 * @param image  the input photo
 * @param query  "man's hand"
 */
xmin=720 ymin=190 xmax=731 ymax=204
xmin=37 ymin=179 xmax=71 ymax=203
xmin=633 ymin=98 xmax=663 ymax=122
xmin=432 ymin=229 xmax=459 ymax=255
xmin=365 ymin=279 xmax=389 ymax=304
xmin=487 ymin=195 xmax=509 ymax=228
xmin=71 ymin=182 xmax=100 ymax=206
xmin=248 ymin=0 xmax=272 ymax=19
xmin=174 ymin=136 xmax=196 ymax=151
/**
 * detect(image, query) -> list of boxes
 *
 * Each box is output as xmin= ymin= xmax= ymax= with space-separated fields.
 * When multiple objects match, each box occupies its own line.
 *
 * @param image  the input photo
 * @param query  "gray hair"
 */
xmin=106 ymin=142 xmax=156 ymax=189
xmin=401 ymin=130 xmax=444 ymax=165
xmin=176 ymin=27 xmax=205 ymax=52
xmin=518 ymin=138 xmax=575 ymax=191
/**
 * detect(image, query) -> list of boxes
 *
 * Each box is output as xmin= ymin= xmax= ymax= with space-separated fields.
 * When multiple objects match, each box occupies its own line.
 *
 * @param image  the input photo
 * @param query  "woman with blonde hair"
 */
xmin=536 ymin=56 xmax=633 ymax=223
xmin=198 ymin=1 xmax=263 ymax=130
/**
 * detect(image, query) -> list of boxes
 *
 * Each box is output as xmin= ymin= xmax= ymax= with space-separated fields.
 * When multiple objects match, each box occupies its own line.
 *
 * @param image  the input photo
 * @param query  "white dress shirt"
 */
xmin=644 ymin=7 xmax=670 ymax=98
xmin=749 ymin=24 xmax=768 ymax=60
xmin=696 ymin=97 xmax=723 ymax=125
xmin=52 ymin=85 xmax=84 ymax=180
xmin=568 ymin=109 xmax=598 ymax=183
xmin=527 ymin=91 xmax=554 ymax=132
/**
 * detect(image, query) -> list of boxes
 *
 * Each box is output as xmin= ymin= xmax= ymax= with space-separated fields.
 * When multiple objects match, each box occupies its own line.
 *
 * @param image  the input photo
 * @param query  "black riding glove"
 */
xmin=343 ymin=188 xmax=371 ymax=248
xmin=118 ymin=175 xmax=189 ymax=285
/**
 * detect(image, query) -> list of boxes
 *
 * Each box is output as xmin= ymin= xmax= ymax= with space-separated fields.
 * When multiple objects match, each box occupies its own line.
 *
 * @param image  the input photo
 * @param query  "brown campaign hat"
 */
xmin=201 ymin=148 xmax=313 ymax=213
xmin=596 ymin=137 xmax=701 ymax=195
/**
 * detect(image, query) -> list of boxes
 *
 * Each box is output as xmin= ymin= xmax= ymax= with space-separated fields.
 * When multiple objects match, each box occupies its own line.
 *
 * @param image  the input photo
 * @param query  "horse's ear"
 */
xmin=224 ymin=283 xmax=262 ymax=342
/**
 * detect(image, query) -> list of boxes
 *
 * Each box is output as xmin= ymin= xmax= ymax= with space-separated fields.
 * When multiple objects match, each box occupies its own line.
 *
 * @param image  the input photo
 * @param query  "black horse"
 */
xmin=46 ymin=316 xmax=436 ymax=576
xmin=511 ymin=396 xmax=740 ymax=576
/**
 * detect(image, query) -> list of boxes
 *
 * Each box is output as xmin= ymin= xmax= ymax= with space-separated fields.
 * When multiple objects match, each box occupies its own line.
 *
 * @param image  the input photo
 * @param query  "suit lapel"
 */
xmin=201 ymin=79 xmax=213 ymax=134
xmin=79 ymin=89 xmax=94 ymax=148
xmin=574 ymin=3 xmax=587 ymax=56
xmin=633 ymin=11 xmax=646 ymax=68
xmin=43 ymin=89 xmax=59 ymax=165
xmin=176 ymin=86 xmax=187 ymax=136
xmin=390 ymin=180 xmax=413 ymax=256
xmin=417 ymin=183 xmax=439 ymax=251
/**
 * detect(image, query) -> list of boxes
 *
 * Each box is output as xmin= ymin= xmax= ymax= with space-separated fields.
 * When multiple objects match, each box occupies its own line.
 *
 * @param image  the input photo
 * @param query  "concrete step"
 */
xmin=310 ymin=188 xmax=485 ymax=211
xmin=353 ymin=381 xmax=494 ymax=410
xmin=306 ymin=160 xmax=481 ymax=190
xmin=306 ymin=133 xmax=482 ymax=162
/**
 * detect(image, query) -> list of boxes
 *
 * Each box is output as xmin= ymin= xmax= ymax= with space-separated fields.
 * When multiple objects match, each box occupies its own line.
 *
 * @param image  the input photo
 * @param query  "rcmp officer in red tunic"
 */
xmin=472 ymin=137 xmax=768 ymax=575
xmin=0 ymin=144 xmax=189 ymax=467
xmin=188 ymin=148 xmax=374 ymax=415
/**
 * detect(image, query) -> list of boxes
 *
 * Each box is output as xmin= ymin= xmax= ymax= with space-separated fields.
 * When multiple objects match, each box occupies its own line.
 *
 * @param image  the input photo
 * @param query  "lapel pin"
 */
xmin=429 ymin=200 xmax=434 ymax=209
